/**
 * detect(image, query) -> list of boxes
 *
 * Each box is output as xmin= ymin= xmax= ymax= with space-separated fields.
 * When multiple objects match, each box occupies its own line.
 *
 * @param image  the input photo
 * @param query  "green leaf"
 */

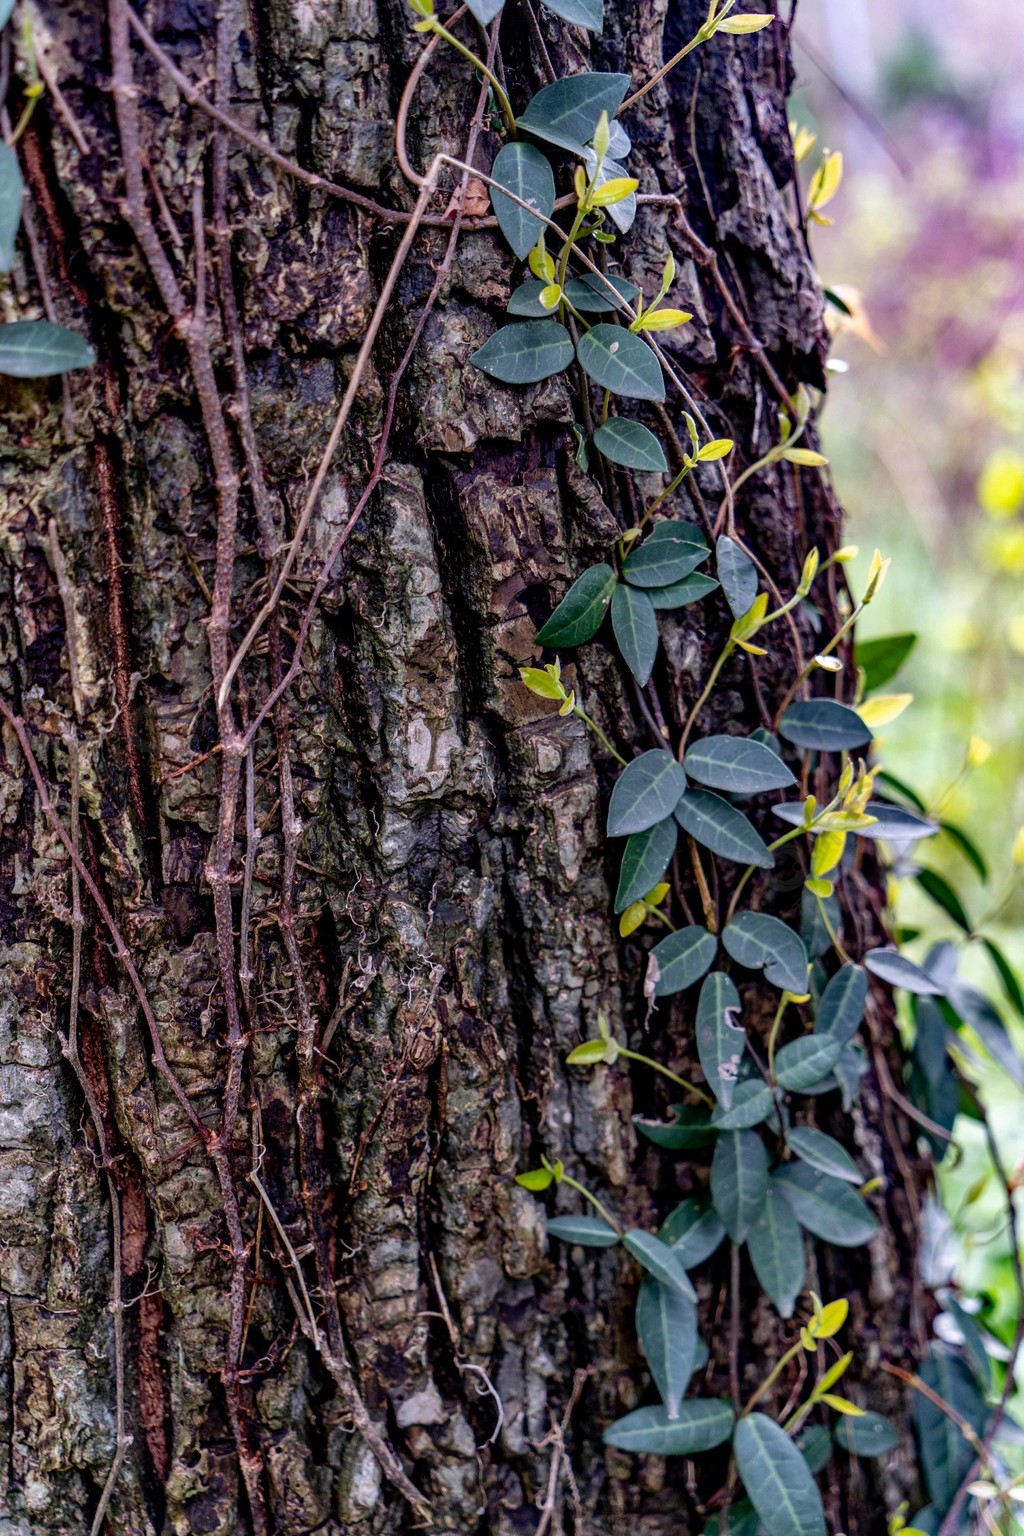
xmin=490 ymin=144 xmax=556 ymax=261
xmin=774 ymin=1035 xmax=843 ymax=1091
xmin=710 ymin=1079 xmax=774 ymax=1130
xmin=650 ymin=925 xmax=718 ymax=998
xmin=733 ymin=1413 xmax=827 ymax=1536
xmin=914 ymin=1347 xmax=988 ymax=1509
xmin=702 ymin=1500 xmax=761 ymax=1536
xmin=646 ymin=573 xmax=719 ymax=609
xmin=675 ymin=789 xmax=774 ymax=869
xmin=636 ymin=1105 xmax=717 ymax=1152
xmin=695 ymin=970 xmax=745 ymax=1107
xmin=875 ymin=768 xmax=928 ymax=811
xmin=939 ymin=820 xmax=988 ymax=881
xmin=710 ymin=1130 xmax=768 ymax=1243
xmin=507 ymin=280 xmax=559 ymax=317
xmin=684 ymin=736 xmax=796 ymax=795
xmin=797 ymin=1425 xmax=833 ymax=1475
xmin=0 ymin=140 xmax=24 ymax=274
xmin=623 ymin=521 xmax=710 ymax=587
xmin=857 ymin=801 xmax=939 ymax=841
xmin=943 ymin=1298 xmax=993 ymax=1392
xmin=855 ymin=632 xmax=916 ymax=692
xmin=518 ymin=72 xmax=631 ymax=156
xmin=636 ymin=1278 xmax=697 ymax=1418
xmin=0 ymin=320 xmax=95 ymax=377
xmin=914 ymin=868 xmax=970 ymax=932
xmin=834 ymin=1411 xmax=900 ymax=1458
xmin=660 ymin=1198 xmax=726 ymax=1266
xmin=747 ymin=1180 xmax=805 ymax=1318
xmin=535 ymin=562 xmax=617 ymax=646
xmin=546 ymin=1214 xmax=620 ymax=1247
xmin=576 ymin=323 xmax=665 ymax=401
xmin=608 ymin=749 xmax=688 ymax=837
xmin=542 ymin=0 xmax=603 ymax=29
xmin=863 ymin=948 xmax=944 ymax=996
xmin=778 ymin=699 xmax=873 ymax=753
xmin=593 ymin=418 xmax=668 ymax=472
xmin=565 ymin=273 xmax=639 ymax=313
xmin=787 ymin=1128 xmax=860 ymax=1183
xmin=815 ymin=963 xmax=867 ymax=1046
xmin=603 ymin=1400 xmax=734 ymax=1456
xmin=471 ymin=319 xmax=574 ymax=385
xmin=723 ymin=913 xmax=809 ymax=995
xmin=716 ymin=535 xmax=758 ymax=620
xmin=611 ymin=582 xmax=659 ymax=686
xmin=773 ymin=1163 xmax=879 ymax=1246
xmin=623 ymin=1229 xmax=697 ymax=1300
xmin=982 ymin=937 xmax=1024 ymax=1018
xmin=464 ymin=0 xmax=504 ymax=23
xmin=946 ymin=979 xmax=1024 ymax=1086
xmin=615 ymin=816 xmax=677 ymax=913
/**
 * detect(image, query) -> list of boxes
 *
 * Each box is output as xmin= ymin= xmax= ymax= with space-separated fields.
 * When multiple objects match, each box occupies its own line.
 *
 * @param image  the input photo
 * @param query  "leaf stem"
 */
xmin=742 ymin=1338 xmax=805 ymax=1417
xmin=573 ymin=704 xmax=628 ymax=765
xmin=766 ymin=993 xmax=788 ymax=1083
xmin=679 ymin=639 xmax=734 ymax=755
xmin=619 ymin=1046 xmax=714 ymax=1105
xmin=427 ymin=20 xmax=516 ymax=134
xmin=559 ymin=1172 xmax=624 ymax=1236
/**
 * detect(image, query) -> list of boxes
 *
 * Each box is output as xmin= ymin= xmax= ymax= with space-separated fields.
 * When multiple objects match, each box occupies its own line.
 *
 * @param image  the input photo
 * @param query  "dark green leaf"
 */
xmin=982 ymin=937 xmax=1024 ymax=1018
xmin=944 ymin=1298 xmax=993 ymax=1392
xmin=518 ymin=72 xmax=631 ymax=156
xmin=636 ymin=1105 xmax=717 ymax=1152
xmin=577 ymin=324 xmax=665 ymax=401
xmin=636 ymin=1278 xmax=697 ymax=1418
xmin=0 ymin=140 xmax=23 ymax=274
xmin=914 ymin=1347 xmax=987 ymax=1509
xmin=535 ymin=562 xmax=617 ymax=646
xmin=623 ymin=520 xmax=710 ymax=587
xmin=703 ymin=1500 xmax=761 ymax=1536
xmin=716 ymin=535 xmax=758 ymax=619
xmin=711 ymin=1130 xmax=768 ymax=1243
xmin=623 ymin=1230 xmax=696 ymax=1299
xmin=593 ymin=418 xmax=668 ymax=472
xmin=684 ymin=735 xmax=796 ymax=795
xmin=507 ymin=280 xmax=558 ymax=317
xmin=773 ymin=1163 xmax=879 ymax=1246
xmin=834 ymin=1411 xmax=901 ymax=1458
xmin=675 ymin=789 xmax=774 ymax=869
xmin=832 ymin=1040 xmax=868 ymax=1111
xmin=542 ymin=0 xmax=603 ymax=29
xmin=647 ymin=573 xmax=719 ymax=609
xmin=723 ymin=912 xmax=809 ymax=995
xmin=875 ymin=769 xmax=928 ymax=811
xmin=747 ymin=1181 xmax=805 ymax=1318
xmin=490 ymin=143 xmax=556 ymax=260
xmin=946 ymin=979 xmax=1024 ymax=1086
xmin=566 ymin=272 xmax=639 ymax=313
xmin=855 ymin=632 xmax=916 ymax=692
xmin=660 ymin=1199 xmax=726 ymax=1267
xmin=611 ymin=582 xmax=659 ymax=686
xmin=650 ymin=925 xmax=718 ymax=997
xmin=464 ymin=0 xmax=504 ymax=23
xmin=695 ymin=970 xmax=745 ymax=1108
xmin=797 ymin=1425 xmax=833 ymax=1475
xmin=615 ymin=816 xmax=678 ymax=913
xmin=863 ymin=948 xmax=944 ymax=995
xmin=939 ymin=821 xmax=988 ymax=880
xmin=815 ymin=963 xmax=867 ymax=1046
xmin=774 ymin=1035 xmax=842 ymax=1091
xmin=915 ymin=868 xmax=970 ymax=932
xmin=608 ymin=749 xmax=688 ymax=837
xmin=787 ymin=1128 xmax=860 ymax=1183
xmin=711 ymin=1079 xmax=774 ymax=1130
xmin=778 ymin=699 xmax=873 ymax=753
xmin=0 ymin=320 xmax=95 ymax=377
xmin=546 ymin=1214 xmax=620 ymax=1247
xmin=603 ymin=1400 xmax=734 ymax=1456
xmin=734 ymin=1412 xmax=826 ymax=1536
xmin=471 ymin=319 xmax=573 ymax=385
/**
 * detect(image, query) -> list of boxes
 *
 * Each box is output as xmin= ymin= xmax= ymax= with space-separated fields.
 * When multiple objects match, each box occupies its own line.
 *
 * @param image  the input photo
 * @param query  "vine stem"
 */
xmin=424 ymin=18 xmax=516 ymax=134
xmin=766 ymin=993 xmax=788 ymax=1083
xmin=618 ymin=1047 xmax=714 ymax=1106
xmin=574 ymin=705 xmax=628 ymax=765
xmin=559 ymin=1173 xmax=624 ymax=1236
xmin=742 ymin=1339 xmax=805 ymax=1417
xmin=678 ymin=640 xmax=734 ymax=755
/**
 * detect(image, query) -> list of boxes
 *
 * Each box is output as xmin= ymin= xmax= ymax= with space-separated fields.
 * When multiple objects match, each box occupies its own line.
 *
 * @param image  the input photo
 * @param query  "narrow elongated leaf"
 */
xmin=546 ymin=1214 xmax=620 ymax=1246
xmin=710 ymin=1130 xmax=768 ymax=1243
xmin=773 ymin=1163 xmax=879 ymax=1246
xmin=615 ymin=816 xmax=677 ymax=913
xmin=507 ymin=280 xmax=557 ymax=317
xmin=734 ymin=1413 xmax=827 ymax=1536
xmin=716 ymin=535 xmax=758 ymax=619
xmin=684 ymin=735 xmax=795 ymax=794
xmin=471 ymin=319 xmax=573 ymax=385
xmin=603 ymin=1400 xmax=734 ymax=1456
xmin=594 ymin=418 xmax=668 ymax=471
xmin=695 ymin=970 xmax=744 ymax=1107
xmin=623 ymin=1230 xmax=697 ymax=1300
xmin=787 ymin=1128 xmax=860 ymax=1183
xmin=611 ymin=582 xmax=659 ymax=686
xmin=0 ymin=140 xmax=24 ymax=273
xmin=778 ymin=699 xmax=873 ymax=753
xmin=946 ymin=979 xmax=1024 ymax=1085
xmin=577 ymin=324 xmax=665 ymax=401
xmin=915 ymin=868 xmax=970 ymax=931
xmin=542 ymin=0 xmax=603 ymax=29
xmin=491 ymin=144 xmax=556 ymax=260
xmin=940 ymin=820 xmax=988 ymax=880
xmin=914 ymin=1347 xmax=988 ymax=1508
xmin=747 ymin=1181 xmax=805 ymax=1318
xmin=650 ymin=925 xmax=717 ymax=997
xmin=518 ymin=72 xmax=631 ymax=155
xmin=464 ymin=0 xmax=504 ymax=23
xmin=636 ymin=1105 xmax=716 ymax=1152
xmin=660 ymin=1199 xmax=726 ymax=1268
xmin=942 ymin=1299 xmax=993 ymax=1391
xmin=816 ymin=963 xmax=867 ymax=1045
xmin=855 ymin=632 xmax=916 ymax=692
xmin=982 ymin=936 xmax=1024 ymax=1018
xmin=834 ymin=1410 xmax=901 ymax=1457
xmin=0 ymin=320 xmax=95 ymax=377
xmin=608 ymin=750 xmax=687 ymax=837
xmin=623 ymin=520 xmax=710 ymax=587
xmin=723 ymin=912 xmax=809 ymax=995
xmin=710 ymin=1079 xmax=774 ymax=1130
xmin=535 ymin=562 xmax=617 ymax=646
xmin=647 ymin=573 xmax=719 ymax=609
xmin=636 ymin=1279 xmax=697 ymax=1418
xmin=774 ymin=1035 xmax=842 ymax=1091
xmin=863 ymin=948 xmax=944 ymax=995
xmin=675 ymin=789 xmax=774 ymax=869
xmin=569 ymin=272 xmax=639 ymax=312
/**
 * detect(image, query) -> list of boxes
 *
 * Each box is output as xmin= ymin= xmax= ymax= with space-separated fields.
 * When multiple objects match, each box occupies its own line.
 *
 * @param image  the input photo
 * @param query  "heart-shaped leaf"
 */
xmin=471 ymin=319 xmax=574 ymax=385
xmin=773 ymin=1034 xmax=843 ymax=1091
xmin=710 ymin=1079 xmax=774 ymax=1130
xmin=546 ymin=1214 xmax=620 ymax=1247
xmin=615 ymin=816 xmax=677 ymax=912
xmin=518 ymin=72 xmax=632 ymax=155
xmin=0 ymin=320 xmax=95 ymax=377
xmin=778 ymin=699 xmax=874 ymax=753
xmin=786 ymin=1128 xmax=860 ymax=1184
xmin=623 ymin=1229 xmax=697 ymax=1300
xmin=535 ymin=562 xmax=617 ymax=646
xmin=603 ymin=1400 xmax=734 ymax=1456
xmin=623 ymin=520 xmax=709 ymax=587
xmin=716 ymin=535 xmax=758 ymax=619
xmin=542 ymin=0 xmax=604 ymax=29
xmin=675 ymin=789 xmax=774 ymax=869
xmin=608 ymin=749 xmax=687 ymax=836
xmin=733 ymin=1413 xmax=827 ymax=1536
xmin=684 ymin=735 xmax=795 ymax=794
xmin=649 ymin=925 xmax=718 ymax=997
xmin=710 ymin=1130 xmax=768 ymax=1243
xmin=611 ymin=582 xmax=658 ymax=686
xmin=660 ymin=1199 xmax=726 ymax=1266
xmin=723 ymin=912 xmax=809 ymax=995
xmin=747 ymin=1180 xmax=805 ymax=1318
xmin=863 ymin=947 xmax=944 ymax=995
xmin=815 ymin=963 xmax=867 ymax=1045
xmin=636 ymin=1278 xmax=697 ymax=1418
xmin=577 ymin=324 xmax=665 ymax=401
xmin=834 ymin=1410 xmax=901 ymax=1458
xmin=593 ymin=417 xmax=668 ymax=472
xmin=0 ymin=140 xmax=24 ymax=274
xmin=646 ymin=573 xmax=720 ymax=609
xmin=773 ymin=1163 xmax=879 ymax=1246
xmin=695 ymin=970 xmax=744 ymax=1107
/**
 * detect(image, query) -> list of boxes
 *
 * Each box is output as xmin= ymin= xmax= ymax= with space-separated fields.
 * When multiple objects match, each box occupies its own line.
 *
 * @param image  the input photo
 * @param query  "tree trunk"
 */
xmin=0 ymin=2 xmax=927 ymax=1534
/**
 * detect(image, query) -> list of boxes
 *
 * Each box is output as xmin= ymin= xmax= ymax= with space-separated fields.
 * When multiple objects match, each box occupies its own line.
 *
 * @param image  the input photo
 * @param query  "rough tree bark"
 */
xmin=0 ymin=1 xmax=929 ymax=1533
